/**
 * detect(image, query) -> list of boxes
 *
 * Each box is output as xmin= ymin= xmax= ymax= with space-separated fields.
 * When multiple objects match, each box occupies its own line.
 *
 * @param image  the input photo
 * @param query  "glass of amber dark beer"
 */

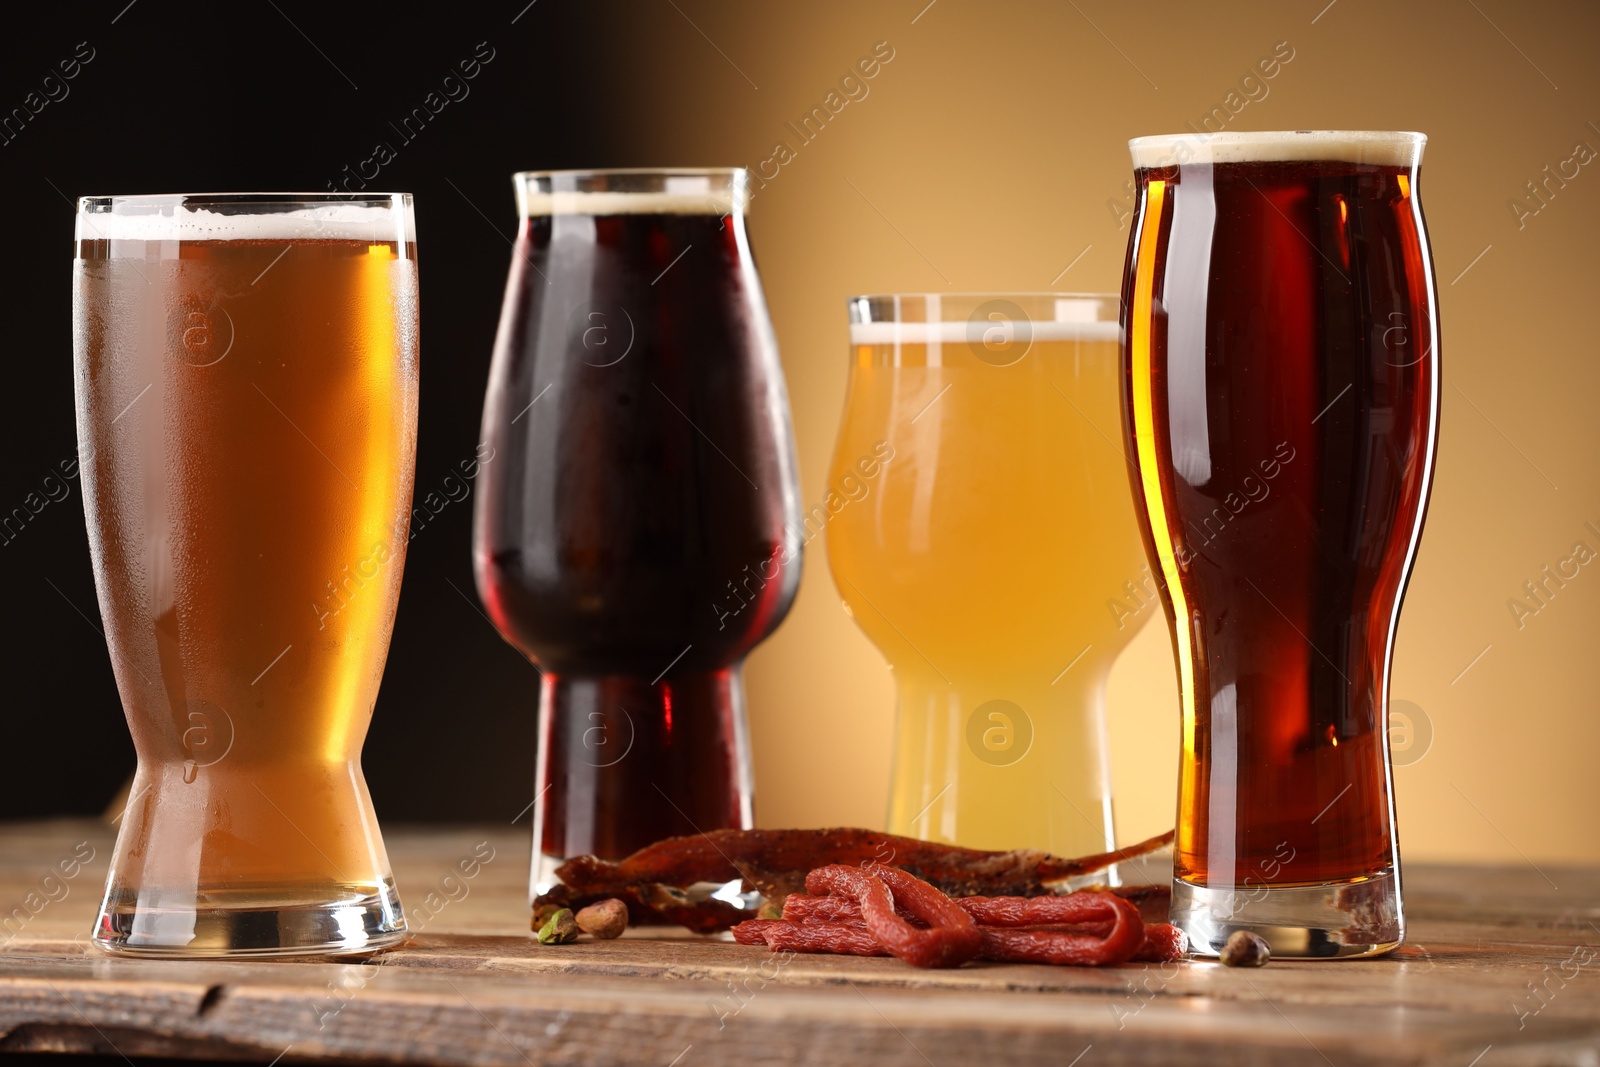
xmin=473 ymin=169 xmax=801 ymax=893
xmin=74 ymin=194 xmax=417 ymax=956
xmin=1121 ymin=132 xmax=1439 ymax=957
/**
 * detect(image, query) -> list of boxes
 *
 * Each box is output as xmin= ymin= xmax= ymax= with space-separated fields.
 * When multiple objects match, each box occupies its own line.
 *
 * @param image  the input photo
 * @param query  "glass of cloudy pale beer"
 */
xmin=1121 ymin=131 xmax=1439 ymax=957
xmin=828 ymin=294 xmax=1149 ymax=863
xmin=473 ymin=169 xmax=801 ymax=895
xmin=74 ymin=194 xmax=418 ymax=956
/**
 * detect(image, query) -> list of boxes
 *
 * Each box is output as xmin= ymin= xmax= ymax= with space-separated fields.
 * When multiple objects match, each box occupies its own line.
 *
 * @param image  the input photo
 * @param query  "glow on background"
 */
xmin=602 ymin=0 xmax=1599 ymax=863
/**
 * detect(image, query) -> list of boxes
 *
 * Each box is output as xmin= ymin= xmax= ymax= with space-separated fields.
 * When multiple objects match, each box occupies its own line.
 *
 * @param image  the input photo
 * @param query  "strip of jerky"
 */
xmin=783 ymin=883 xmax=1171 ymax=927
xmin=732 ymin=919 xmax=888 ymax=957
xmin=809 ymin=864 xmax=981 ymax=968
xmin=976 ymin=892 xmax=1144 ymax=966
xmin=550 ymin=827 xmax=1173 ymax=905
xmin=741 ymin=916 xmax=1184 ymax=964
xmin=781 ymin=894 xmax=1186 ymax=963
xmin=539 ymin=881 xmax=1170 ymax=934
xmin=540 ymin=828 xmax=1174 ymax=932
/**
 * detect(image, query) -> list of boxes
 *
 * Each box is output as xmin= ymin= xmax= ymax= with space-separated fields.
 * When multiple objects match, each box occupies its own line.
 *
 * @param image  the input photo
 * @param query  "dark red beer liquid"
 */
xmin=1122 ymin=160 xmax=1438 ymax=887
xmin=475 ymin=210 xmax=800 ymax=860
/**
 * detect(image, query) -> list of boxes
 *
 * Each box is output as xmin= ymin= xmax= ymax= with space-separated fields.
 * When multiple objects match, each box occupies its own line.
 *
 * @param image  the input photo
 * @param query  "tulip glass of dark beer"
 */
xmin=1120 ymin=132 xmax=1439 ymax=957
xmin=473 ymin=169 xmax=802 ymax=895
xmin=74 ymin=194 xmax=418 ymax=956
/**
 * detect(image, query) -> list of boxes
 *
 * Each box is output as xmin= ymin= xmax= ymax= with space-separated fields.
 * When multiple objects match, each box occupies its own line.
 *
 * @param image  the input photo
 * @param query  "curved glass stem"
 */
xmin=531 ymin=667 xmax=753 ymax=895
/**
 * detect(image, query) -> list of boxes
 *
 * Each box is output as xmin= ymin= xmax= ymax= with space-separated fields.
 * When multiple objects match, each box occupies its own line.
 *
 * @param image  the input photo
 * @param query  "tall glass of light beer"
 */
xmin=828 ymin=294 xmax=1150 ymax=862
xmin=74 ymin=194 xmax=418 ymax=956
xmin=1121 ymin=132 xmax=1439 ymax=957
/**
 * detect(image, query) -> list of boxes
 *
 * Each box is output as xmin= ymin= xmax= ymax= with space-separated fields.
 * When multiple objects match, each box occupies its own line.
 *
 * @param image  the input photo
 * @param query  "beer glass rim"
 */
xmin=74 ymin=193 xmax=415 ymax=244
xmin=850 ymin=290 xmax=1116 ymax=302
xmin=513 ymin=169 xmax=746 ymax=217
xmin=1129 ymin=130 xmax=1425 ymax=169
xmin=78 ymin=192 xmax=413 ymax=209
xmin=514 ymin=167 xmax=744 ymax=181
xmin=848 ymin=293 xmax=1118 ymax=344
xmin=849 ymin=292 xmax=1118 ymax=323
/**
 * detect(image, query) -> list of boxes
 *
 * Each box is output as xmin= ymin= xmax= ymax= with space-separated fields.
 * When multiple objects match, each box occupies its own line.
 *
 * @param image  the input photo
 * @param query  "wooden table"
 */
xmin=1 ymin=820 xmax=1596 ymax=1065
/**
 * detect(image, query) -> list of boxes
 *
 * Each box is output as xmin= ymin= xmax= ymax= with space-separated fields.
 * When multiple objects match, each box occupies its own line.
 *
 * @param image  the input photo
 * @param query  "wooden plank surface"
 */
xmin=1 ymin=819 xmax=1597 ymax=1065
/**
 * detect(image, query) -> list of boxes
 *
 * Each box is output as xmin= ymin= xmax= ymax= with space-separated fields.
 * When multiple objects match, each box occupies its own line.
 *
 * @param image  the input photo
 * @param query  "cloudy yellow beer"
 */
xmin=74 ymin=195 xmax=418 ymax=956
xmin=828 ymin=296 xmax=1148 ymax=858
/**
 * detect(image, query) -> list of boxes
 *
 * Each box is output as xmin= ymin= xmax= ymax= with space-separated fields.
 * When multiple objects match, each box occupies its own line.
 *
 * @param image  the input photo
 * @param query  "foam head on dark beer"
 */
xmin=515 ymin=171 xmax=740 ymax=217
xmin=1128 ymin=130 xmax=1425 ymax=170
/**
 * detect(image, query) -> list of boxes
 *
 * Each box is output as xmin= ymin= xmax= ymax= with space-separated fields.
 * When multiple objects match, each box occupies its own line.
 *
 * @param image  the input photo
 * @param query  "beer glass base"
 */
xmin=92 ymin=880 xmax=407 ymax=959
xmin=524 ymin=857 xmax=755 ymax=915
xmin=1171 ymin=870 xmax=1403 ymax=959
xmin=532 ymin=851 xmax=563 ymax=900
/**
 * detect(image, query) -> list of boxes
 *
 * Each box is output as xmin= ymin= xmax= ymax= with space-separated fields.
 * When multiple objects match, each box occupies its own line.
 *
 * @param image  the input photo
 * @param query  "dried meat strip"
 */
xmin=1031 ymin=831 xmax=1178 ymax=884
xmin=806 ymin=865 xmax=980 ymax=968
xmin=957 ymin=891 xmax=1133 ymax=927
xmin=1132 ymin=923 xmax=1189 ymax=962
xmin=974 ymin=893 xmax=1144 ymax=966
xmin=731 ymin=918 xmax=888 ymax=957
xmin=552 ymin=827 xmax=1174 ymax=904
xmin=783 ymin=885 xmax=1174 ymax=929
xmin=783 ymin=886 xmax=1182 ymax=963
xmin=989 ymin=921 xmax=1187 ymax=962
xmin=782 ymin=893 xmax=870 ymax=925
xmin=742 ymin=883 xmax=1176 ymax=967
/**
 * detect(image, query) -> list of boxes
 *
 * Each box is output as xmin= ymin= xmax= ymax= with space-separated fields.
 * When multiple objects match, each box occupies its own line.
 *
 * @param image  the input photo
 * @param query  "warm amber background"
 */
xmin=606 ymin=0 xmax=1599 ymax=864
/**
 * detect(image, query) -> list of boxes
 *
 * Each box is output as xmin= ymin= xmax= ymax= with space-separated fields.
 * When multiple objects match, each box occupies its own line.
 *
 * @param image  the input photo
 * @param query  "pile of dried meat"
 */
xmin=536 ymin=826 xmax=1184 ymax=967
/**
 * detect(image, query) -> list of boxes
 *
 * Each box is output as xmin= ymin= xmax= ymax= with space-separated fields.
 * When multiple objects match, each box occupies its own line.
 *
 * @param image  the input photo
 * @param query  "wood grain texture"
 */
xmin=1 ymin=820 xmax=1597 ymax=1065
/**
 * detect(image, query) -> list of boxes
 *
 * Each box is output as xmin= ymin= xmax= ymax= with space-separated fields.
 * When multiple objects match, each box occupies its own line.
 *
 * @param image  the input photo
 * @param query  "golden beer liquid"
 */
xmin=827 ymin=326 xmax=1148 ymax=857
xmin=75 ymin=237 xmax=417 ymax=916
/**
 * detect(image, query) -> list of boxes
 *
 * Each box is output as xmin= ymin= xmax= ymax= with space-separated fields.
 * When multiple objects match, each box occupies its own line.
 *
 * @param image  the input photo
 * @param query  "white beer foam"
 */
xmin=1129 ymin=130 xmax=1425 ymax=169
xmin=518 ymin=190 xmax=737 ymax=217
xmin=851 ymin=320 xmax=1118 ymax=345
xmin=76 ymin=200 xmax=410 ymax=243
